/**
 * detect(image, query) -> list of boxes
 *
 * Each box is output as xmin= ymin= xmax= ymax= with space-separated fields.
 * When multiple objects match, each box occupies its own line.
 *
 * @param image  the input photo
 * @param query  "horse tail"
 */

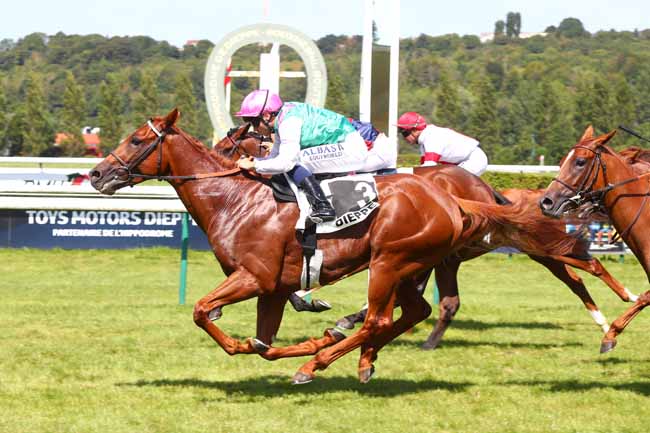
xmin=453 ymin=197 xmax=578 ymax=257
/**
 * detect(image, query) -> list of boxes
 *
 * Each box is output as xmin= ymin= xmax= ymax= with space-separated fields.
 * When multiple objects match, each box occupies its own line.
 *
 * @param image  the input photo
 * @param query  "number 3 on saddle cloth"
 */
xmin=269 ymin=173 xmax=380 ymax=289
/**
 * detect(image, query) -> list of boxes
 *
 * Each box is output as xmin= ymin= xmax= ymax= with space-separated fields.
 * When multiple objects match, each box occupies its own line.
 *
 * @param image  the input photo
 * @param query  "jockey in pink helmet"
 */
xmin=396 ymin=111 xmax=488 ymax=176
xmin=235 ymin=89 xmax=393 ymax=224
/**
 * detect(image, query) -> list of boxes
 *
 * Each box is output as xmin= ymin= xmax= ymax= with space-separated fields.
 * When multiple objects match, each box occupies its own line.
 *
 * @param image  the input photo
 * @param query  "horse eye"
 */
xmin=575 ymin=158 xmax=587 ymax=167
xmin=131 ymin=136 xmax=143 ymax=146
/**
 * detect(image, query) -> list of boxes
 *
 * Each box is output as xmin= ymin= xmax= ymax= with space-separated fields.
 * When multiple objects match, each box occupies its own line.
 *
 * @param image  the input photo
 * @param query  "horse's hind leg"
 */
xmin=601 ymin=291 xmax=650 ymax=353
xmin=358 ymin=275 xmax=433 ymax=382
xmin=291 ymin=266 xmax=400 ymax=384
xmin=547 ymin=254 xmax=638 ymax=302
xmin=422 ymin=259 xmax=461 ymax=350
xmin=528 ymin=255 xmax=610 ymax=333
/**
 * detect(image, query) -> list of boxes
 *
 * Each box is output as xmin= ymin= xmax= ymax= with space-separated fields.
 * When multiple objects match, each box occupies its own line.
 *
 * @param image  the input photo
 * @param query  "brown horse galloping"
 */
xmin=90 ymin=109 xmax=546 ymax=383
xmin=226 ymin=128 xmax=636 ymax=350
xmin=541 ymin=126 xmax=650 ymax=353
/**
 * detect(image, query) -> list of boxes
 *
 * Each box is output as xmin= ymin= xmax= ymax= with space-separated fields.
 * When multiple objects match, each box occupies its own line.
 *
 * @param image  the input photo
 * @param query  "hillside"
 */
xmin=1 ymin=16 xmax=650 ymax=163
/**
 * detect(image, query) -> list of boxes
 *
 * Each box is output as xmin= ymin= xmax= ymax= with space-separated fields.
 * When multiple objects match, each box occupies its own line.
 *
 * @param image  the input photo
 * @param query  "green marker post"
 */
xmin=179 ymin=212 xmax=189 ymax=305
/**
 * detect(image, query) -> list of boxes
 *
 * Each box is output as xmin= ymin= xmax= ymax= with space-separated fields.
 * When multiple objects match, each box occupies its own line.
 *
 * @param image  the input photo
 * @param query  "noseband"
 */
xmin=109 ymin=120 xmax=167 ymax=184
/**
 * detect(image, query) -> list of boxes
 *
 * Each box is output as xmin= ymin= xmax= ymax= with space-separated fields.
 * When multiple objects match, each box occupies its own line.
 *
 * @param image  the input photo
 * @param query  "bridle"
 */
xmin=552 ymin=143 xmax=650 ymax=243
xmin=222 ymin=126 xmax=273 ymax=159
xmin=108 ymin=120 xmax=241 ymax=184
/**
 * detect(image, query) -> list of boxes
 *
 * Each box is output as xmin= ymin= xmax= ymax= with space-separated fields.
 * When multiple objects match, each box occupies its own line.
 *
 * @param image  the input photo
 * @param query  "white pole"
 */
xmin=359 ymin=0 xmax=374 ymax=121
xmin=388 ymin=0 xmax=400 ymax=165
xmin=260 ymin=43 xmax=280 ymax=94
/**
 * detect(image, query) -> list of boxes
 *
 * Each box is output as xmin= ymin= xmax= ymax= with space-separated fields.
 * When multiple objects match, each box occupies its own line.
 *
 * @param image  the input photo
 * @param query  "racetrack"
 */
xmin=2 ymin=248 xmax=650 ymax=433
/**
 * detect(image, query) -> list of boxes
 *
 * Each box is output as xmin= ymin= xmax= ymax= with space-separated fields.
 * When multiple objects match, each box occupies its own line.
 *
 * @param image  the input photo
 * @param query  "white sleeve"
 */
xmin=254 ymin=116 xmax=302 ymax=174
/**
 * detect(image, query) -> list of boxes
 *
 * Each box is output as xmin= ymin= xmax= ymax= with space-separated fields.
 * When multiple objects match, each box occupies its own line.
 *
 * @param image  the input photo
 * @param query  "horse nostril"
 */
xmin=540 ymin=197 xmax=554 ymax=210
xmin=90 ymin=169 xmax=101 ymax=179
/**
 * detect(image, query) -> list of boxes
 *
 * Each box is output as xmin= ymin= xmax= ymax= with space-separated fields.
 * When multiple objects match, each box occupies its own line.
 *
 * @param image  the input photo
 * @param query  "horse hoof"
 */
xmin=251 ymin=338 xmax=270 ymax=353
xmin=421 ymin=340 xmax=439 ymax=351
xmin=208 ymin=307 xmax=222 ymax=321
xmin=335 ymin=317 xmax=355 ymax=330
xmin=359 ymin=366 xmax=375 ymax=383
xmin=312 ymin=299 xmax=332 ymax=312
xmin=291 ymin=371 xmax=314 ymax=385
xmin=600 ymin=339 xmax=617 ymax=354
xmin=326 ymin=328 xmax=347 ymax=341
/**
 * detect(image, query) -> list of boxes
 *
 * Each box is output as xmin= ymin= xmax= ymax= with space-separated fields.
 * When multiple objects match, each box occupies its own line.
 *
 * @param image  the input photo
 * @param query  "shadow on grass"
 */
xmin=387 ymin=338 xmax=584 ymax=350
xmin=503 ymin=378 xmax=650 ymax=397
xmin=422 ymin=318 xmax=564 ymax=331
xmin=119 ymin=375 xmax=472 ymax=397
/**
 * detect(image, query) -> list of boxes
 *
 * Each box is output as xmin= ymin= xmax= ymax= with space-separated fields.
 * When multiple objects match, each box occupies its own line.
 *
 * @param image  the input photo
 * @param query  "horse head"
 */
xmin=214 ymin=123 xmax=272 ymax=161
xmin=540 ymin=125 xmax=618 ymax=218
xmin=90 ymin=108 xmax=181 ymax=195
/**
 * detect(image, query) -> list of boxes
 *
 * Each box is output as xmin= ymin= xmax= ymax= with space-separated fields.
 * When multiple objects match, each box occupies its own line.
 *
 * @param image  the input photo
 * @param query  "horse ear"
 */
xmin=596 ymin=129 xmax=617 ymax=146
xmin=579 ymin=125 xmax=594 ymax=143
xmin=164 ymin=108 xmax=180 ymax=129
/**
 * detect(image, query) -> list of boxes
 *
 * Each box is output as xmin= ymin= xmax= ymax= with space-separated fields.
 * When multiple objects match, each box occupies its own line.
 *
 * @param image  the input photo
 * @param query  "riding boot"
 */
xmin=298 ymin=175 xmax=336 ymax=223
xmin=288 ymin=292 xmax=332 ymax=313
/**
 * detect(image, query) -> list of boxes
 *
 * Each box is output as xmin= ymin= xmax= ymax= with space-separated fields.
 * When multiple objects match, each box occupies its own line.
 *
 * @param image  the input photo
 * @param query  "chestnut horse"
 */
xmin=90 ymin=109 xmax=547 ymax=384
xmin=541 ymin=126 xmax=650 ymax=353
xmin=226 ymin=128 xmax=636 ymax=350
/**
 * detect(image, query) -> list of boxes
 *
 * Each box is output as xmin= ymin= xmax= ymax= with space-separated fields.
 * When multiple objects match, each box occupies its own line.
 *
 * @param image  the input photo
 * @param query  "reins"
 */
xmin=109 ymin=120 xmax=242 ymax=183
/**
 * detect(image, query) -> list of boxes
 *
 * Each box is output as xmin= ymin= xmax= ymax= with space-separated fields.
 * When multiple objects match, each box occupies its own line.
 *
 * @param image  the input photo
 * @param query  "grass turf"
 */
xmin=1 ymin=248 xmax=649 ymax=433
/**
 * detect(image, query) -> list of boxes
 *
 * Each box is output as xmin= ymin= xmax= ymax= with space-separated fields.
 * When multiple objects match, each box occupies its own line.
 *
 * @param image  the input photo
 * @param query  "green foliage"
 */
xmin=174 ymin=72 xmax=198 ymax=134
xmin=0 ymin=77 xmax=6 ymax=151
xmin=132 ymin=72 xmax=160 ymax=123
xmin=22 ymin=71 xmax=52 ymax=156
xmin=98 ymin=75 xmax=123 ymax=152
xmin=2 ymin=22 xmax=650 ymax=159
xmin=480 ymin=171 xmax=556 ymax=190
xmin=60 ymin=71 xmax=87 ymax=156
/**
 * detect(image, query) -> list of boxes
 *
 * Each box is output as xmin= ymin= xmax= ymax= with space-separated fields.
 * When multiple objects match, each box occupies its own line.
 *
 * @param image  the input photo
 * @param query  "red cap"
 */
xmin=396 ymin=112 xmax=427 ymax=131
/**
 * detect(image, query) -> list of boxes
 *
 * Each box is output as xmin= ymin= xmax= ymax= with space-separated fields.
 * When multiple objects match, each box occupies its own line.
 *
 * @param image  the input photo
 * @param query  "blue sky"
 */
xmin=3 ymin=0 xmax=649 ymax=47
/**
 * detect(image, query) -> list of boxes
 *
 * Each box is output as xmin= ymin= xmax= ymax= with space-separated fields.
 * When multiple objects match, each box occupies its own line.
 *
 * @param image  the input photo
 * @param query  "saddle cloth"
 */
xmin=284 ymin=173 xmax=380 ymax=234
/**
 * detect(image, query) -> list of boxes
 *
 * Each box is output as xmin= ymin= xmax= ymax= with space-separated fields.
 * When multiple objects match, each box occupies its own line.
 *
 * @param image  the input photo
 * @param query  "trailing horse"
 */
xmin=541 ymin=126 xmax=650 ymax=353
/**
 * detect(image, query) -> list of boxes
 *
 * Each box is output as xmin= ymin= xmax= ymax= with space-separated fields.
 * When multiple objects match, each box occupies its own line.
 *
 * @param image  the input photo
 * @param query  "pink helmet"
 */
xmin=396 ymin=112 xmax=427 ymax=131
xmin=235 ymin=89 xmax=283 ymax=117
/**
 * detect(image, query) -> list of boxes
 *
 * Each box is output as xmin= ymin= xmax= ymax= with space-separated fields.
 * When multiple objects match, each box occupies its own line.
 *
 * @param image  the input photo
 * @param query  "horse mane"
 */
xmin=171 ymin=125 xmax=237 ymax=170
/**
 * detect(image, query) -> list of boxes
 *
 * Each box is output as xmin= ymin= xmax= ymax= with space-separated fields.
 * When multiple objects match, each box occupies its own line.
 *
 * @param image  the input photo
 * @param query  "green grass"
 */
xmin=1 ymin=249 xmax=650 ymax=433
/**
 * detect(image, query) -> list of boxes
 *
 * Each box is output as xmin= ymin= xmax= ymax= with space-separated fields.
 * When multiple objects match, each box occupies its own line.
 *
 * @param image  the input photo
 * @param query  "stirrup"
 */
xmin=308 ymin=209 xmax=336 ymax=224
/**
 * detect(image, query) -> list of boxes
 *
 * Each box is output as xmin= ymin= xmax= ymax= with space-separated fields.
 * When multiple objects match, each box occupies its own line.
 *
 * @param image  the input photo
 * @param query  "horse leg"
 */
xmin=192 ymin=269 xmax=264 ymax=355
xmin=421 ymin=259 xmax=462 ymax=350
xmin=248 ymin=292 xmax=347 ymax=360
xmin=601 ymin=291 xmax=650 ymax=353
xmin=546 ymin=254 xmax=638 ymax=302
xmin=291 ymin=266 xmax=399 ymax=384
xmin=357 ymin=275 xmax=433 ymax=382
xmin=527 ymin=255 xmax=611 ymax=333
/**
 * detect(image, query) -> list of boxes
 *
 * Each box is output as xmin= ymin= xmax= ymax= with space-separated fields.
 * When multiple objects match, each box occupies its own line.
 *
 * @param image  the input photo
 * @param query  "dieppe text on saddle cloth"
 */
xmin=285 ymin=173 xmax=380 ymax=233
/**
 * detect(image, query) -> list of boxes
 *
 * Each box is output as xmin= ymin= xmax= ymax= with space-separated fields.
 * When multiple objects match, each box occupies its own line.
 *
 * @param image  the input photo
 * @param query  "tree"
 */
xmin=98 ymin=75 xmax=123 ymax=153
xmin=4 ymin=107 xmax=27 ymax=156
xmin=59 ymin=71 xmax=87 ymax=156
xmin=0 ymin=79 xmax=6 ymax=153
xmin=494 ymin=20 xmax=505 ymax=39
xmin=132 ymin=72 xmax=160 ymax=124
xmin=466 ymin=76 xmax=500 ymax=159
xmin=22 ymin=72 xmax=52 ymax=156
xmin=557 ymin=18 xmax=587 ymax=38
xmin=506 ymin=12 xmax=517 ymax=38
xmin=434 ymin=70 xmax=461 ymax=127
xmin=325 ymin=69 xmax=347 ymax=114
xmin=174 ymin=72 xmax=198 ymax=134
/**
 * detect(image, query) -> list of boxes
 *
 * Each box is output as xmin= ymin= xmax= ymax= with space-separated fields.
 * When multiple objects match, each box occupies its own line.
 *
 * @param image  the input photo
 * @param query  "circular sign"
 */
xmin=205 ymin=24 xmax=328 ymax=140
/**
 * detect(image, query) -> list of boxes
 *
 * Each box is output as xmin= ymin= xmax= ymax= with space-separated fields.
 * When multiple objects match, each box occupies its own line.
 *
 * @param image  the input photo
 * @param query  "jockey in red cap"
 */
xmin=396 ymin=112 xmax=488 ymax=175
